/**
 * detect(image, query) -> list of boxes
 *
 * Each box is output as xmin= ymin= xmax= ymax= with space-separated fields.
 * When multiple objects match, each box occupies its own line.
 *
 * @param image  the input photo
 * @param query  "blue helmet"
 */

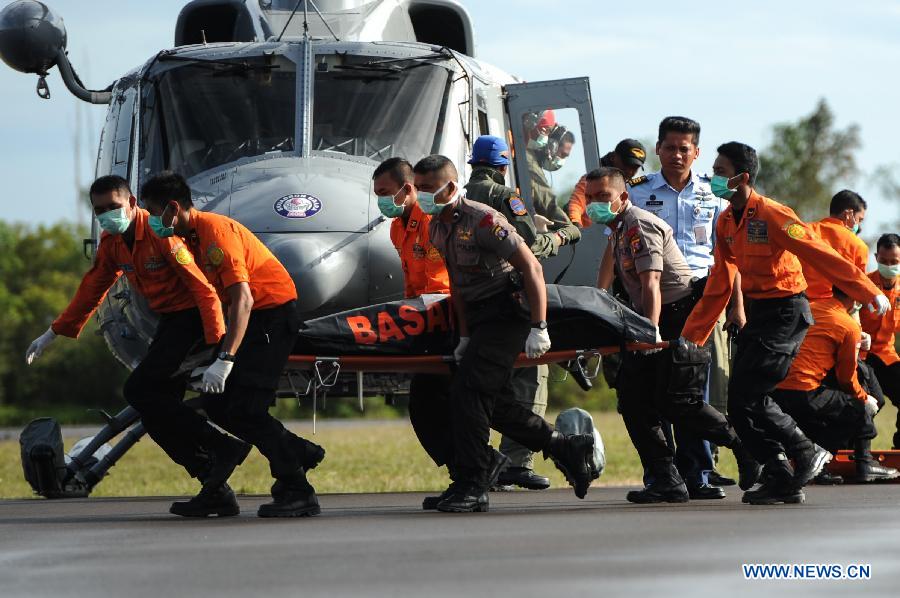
xmin=469 ymin=135 xmax=510 ymax=167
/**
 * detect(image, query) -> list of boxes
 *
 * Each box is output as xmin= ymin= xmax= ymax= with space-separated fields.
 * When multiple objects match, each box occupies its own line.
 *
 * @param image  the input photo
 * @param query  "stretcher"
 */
xmin=826 ymin=450 xmax=900 ymax=483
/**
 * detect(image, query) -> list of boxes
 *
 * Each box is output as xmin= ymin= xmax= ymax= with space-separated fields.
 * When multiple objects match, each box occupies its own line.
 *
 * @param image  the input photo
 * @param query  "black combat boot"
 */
xmin=496 ymin=467 xmax=551 ymax=490
xmin=292 ymin=435 xmax=326 ymax=471
xmin=435 ymin=482 xmax=490 ymax=513
xmin=258 ymin=472 xmax=321 ymax=518
xmin=202 ymin=435 xmax=252 ymax=491
xmin=626 ymin=461 xmax=689 ymax=504
xmin=170 ymin=483 xmax=240 ymax=517
xmin=786 ymin=429 xmax=832 ymax=489
xmin=425 ymin=450 xmax=508 ymax=510
xmin=811 ymin=470 xmax=844 ymax=485
xmin=544 ymin=431 xmax=596 ymax=499
xmin=854 ymin=439 xmax=900 ymax=483
xmin=732 ymin=440 xmax=763 ymax=491
xmin=708 ymin=470 xmax=736 ymax=487
xmin=742 ymin=455 xmax=804 ymax=505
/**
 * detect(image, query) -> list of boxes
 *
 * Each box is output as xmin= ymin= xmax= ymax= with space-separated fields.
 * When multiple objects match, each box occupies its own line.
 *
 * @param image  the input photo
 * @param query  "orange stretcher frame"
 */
xmin=826 ymin=450 xmax=900 ymax=483
xmin=287 ymin=342 xmax=669 ymax=374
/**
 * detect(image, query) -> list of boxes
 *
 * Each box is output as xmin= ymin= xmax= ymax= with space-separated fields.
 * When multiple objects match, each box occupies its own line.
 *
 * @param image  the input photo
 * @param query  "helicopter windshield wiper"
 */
xmin=331 ymin=52 xmax=451 ymax=75
xmin=157 ymin=54 xmax=281 ymax=73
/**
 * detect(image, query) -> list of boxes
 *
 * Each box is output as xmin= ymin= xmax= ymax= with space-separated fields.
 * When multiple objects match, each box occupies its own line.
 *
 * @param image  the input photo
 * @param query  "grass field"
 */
xmin=1 ymin=404 xmax=897 ymax=500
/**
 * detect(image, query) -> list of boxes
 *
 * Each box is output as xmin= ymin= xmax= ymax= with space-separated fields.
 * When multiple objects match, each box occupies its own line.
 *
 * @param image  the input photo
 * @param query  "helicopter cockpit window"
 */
xmin=312 ymin=55 xmax=452 ymax=162
xmin=141 ymin=56 xmax=296 ymax=179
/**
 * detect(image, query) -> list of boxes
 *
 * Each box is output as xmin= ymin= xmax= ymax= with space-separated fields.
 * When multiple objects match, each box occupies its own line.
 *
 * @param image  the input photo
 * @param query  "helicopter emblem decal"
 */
xmin=274 ymin=193 xmax=323 ymax=219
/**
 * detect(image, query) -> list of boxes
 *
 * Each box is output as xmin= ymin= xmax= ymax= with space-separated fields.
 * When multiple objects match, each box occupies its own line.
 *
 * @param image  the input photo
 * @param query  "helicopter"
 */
xmin=2 ymin=0 xmax=616 ymax=496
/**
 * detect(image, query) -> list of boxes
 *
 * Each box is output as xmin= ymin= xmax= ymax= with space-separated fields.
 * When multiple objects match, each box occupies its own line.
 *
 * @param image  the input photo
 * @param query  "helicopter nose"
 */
xmin=256 ymin=231 xmax=369 ymax=318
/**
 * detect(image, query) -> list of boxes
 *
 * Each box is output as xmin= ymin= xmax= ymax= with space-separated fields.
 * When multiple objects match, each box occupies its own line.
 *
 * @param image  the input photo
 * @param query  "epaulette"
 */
xmin=628 ymin=175 xmax=649 ymax=187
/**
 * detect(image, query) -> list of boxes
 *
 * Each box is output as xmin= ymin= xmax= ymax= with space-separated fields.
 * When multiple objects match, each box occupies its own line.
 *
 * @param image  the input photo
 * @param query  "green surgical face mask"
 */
xmin=97 ymin=207 xmax=132 ymax=235
xmin=377 ymin=189 xmax=405 ymax=218
xmin=877 ymin=262 xmax=900 ymax=279
xmin=710 ymin=175 xmax=735 ymax=199
xmin=528 ymin=135 xmax=548 ymax=150
xmin=149 ymin=206 xmax=176 ymax=238
xmin=587 ymin=200 xmax=619 ymax=225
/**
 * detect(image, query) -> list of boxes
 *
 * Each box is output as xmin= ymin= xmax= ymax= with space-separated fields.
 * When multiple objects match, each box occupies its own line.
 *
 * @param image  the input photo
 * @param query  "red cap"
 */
xmin=537 ymin=109 xmax=556 ymax=129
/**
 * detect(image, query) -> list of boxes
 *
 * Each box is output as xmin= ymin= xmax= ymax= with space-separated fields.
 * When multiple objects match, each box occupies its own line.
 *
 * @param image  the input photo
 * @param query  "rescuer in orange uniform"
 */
xmin=860 ymin=233 xmax=900 ymax=447
xmin=142 ymin=172 xmax=325 ymax=519
xmin=24 ymin=175 xmax=253 ymax=516
xmin=771 ymin=287 xmax=898 ymax=483
xmin=804 ymin=190 xmax=869 ymax=302
xmin=680 ymin=142 xmax=891 ymax=505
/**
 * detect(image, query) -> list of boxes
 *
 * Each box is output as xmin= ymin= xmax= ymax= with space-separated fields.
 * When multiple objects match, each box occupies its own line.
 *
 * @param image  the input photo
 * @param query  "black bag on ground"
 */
xmin=20 ymin=418 xmax=67 ymax=498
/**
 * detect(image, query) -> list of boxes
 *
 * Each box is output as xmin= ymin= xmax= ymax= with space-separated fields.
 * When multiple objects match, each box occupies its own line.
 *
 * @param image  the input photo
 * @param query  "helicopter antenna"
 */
xmin=276 ymin=0 xmax=340 ymax=42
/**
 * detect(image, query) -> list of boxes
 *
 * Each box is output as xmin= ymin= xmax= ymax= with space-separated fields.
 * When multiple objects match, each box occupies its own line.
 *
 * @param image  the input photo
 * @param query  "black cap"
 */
xmin=614 ymin=139 xmax=647 ymax=168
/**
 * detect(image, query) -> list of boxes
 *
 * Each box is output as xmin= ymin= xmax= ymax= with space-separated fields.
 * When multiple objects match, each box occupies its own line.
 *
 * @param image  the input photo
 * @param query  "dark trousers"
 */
xmin=123 ymin=309 xmax=228 ymax=478
xmin=203 ymin=301 xmax=309 ymax=482
xmin=728 ymin=294 xmax=812 ymax=463
xmin=409 ymin=373 xmax=455 ymax=467
xmin=618 ymin=298 xmax=738 ymax=469
xmin=772 ymin=387 xmax=876 ymax=453
xmin=866 ymin=354 xmax=900 ymax=448
xmin=450 ymin=294 xmax=554 ymax=485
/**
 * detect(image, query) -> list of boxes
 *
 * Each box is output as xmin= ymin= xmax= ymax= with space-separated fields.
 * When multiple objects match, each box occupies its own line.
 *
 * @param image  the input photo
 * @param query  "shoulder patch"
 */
xmin=174 ymin=245 xmax=193 ymax=266
xmin=783 ymin=222 xmax=807 ymax=240
xmin=628 ymin=175 xmax=649 ymax=187
xmin=491 ymin=224 xmax=509 ymax=240
xmin=508 ymin=196 xmax=527 ymax=216
xmin=207 ymin=245 xmax=225 ymax=267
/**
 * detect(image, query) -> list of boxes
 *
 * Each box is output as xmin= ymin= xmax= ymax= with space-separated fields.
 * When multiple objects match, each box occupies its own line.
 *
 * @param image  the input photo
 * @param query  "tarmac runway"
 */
xmin=0 ymin=486 xmax=897 ymax=597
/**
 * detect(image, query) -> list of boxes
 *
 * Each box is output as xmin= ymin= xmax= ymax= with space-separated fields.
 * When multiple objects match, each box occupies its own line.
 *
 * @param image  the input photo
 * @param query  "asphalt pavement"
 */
xmin=0 ymin=485 xmax=898 ymax=597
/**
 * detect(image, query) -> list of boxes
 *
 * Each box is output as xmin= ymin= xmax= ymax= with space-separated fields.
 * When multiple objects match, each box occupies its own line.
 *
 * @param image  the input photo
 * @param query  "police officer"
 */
xmin=25 ymin=175 xmax=251 ymax=517
xmin=416 ymin=154 xmax=596 ymax=513
xmin=464 ymin=135 xmax=574 ymax=490
xmin=142 ymin=172 xmax=326 ymax=518
xmin=610 ymin=117 xmax=741 ymax=495
xmin=771 ymin=286 xmax=898 ymax=483
xmin=682 ymin=142 xmax=891 ymax=504
xmin=583 ymin=167 xmax=758 ymax=503
xmin=568 ymin=139 xmax=648 ymax=227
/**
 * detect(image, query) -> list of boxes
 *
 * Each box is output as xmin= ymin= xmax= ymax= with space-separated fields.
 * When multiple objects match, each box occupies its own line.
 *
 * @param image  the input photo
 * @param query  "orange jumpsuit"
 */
xmin=566 ymin=175 xmax=592 ymax=228
xmin=389 ymin=203 xmax=450 ymax=298
xmin=805 ymin=217 xmax=869 ymax=302
xmin=682 ymin=191 xmax=881 ymax=345
xmin=186 ymin=210 xmax=297 ymax=308
xmin=53 ymin=208 xmax=225 ymax=344
xmin=778 ymin=297 xmax=867 ymax=401
xmin=859 ymin=270 xmax=900 ymax=367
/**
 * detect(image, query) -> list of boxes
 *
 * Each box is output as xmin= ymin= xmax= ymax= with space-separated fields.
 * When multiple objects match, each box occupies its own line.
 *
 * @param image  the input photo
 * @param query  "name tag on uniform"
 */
xmin=646 ymin=200 xmax=664 ymax=207
xmin=747 ymin=218 xmax=768 ymax=244
xmin=694 ymin=225 xmax=709 ymax=245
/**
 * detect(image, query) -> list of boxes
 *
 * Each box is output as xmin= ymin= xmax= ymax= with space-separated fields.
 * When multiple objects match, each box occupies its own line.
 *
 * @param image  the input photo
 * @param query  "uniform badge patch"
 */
xmin=426 ymin=246 xmax=443 ymax=262
xmin=629 ymin=233 xmax=643 ymax=253
xmin=457 ymin=228 xmax=473 ymax=241
xmin=207 ymin=245 xmax=225 ymax=267
xmin=174 ymin=247 xmax=193 ymax=266
xmin=492 ymin=224 xmax=509 ymax=240
xmin=509 ymin=196 xmax=527 ymax=216
xmin=784 ymin=222 xmax=806 ymax=240
xmin=628 ymin=175 xmax=649 ymax=187
xmin=747 ymin=219 xmax=768 ymax=244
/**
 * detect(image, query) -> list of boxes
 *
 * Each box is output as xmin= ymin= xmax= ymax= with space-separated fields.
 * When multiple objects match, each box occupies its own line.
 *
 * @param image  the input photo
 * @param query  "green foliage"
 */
xmin=0 ymin=221 xmax=127 ymax=408
xmin=757 ymin=99 xmax=861 ymax=221
xmin=546 ymin=361 xmax=618 ymax=412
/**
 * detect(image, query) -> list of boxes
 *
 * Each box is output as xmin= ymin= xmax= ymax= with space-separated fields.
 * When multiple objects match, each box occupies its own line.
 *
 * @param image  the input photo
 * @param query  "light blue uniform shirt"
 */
xmin=626 ymin=171 xmax=725 ymax=275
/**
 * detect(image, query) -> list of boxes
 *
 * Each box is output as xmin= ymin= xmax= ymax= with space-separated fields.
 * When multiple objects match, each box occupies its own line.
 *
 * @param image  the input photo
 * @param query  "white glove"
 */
xmin=868 ymin=294 xmax=891 ymax=316
xmin=201 ymin=358 xmax=234 ymax=394
xmin=525 ymin=328 xmax=552 ymax=359
xmin=864 ymin=394 xmax=879 ymax=418
xmin=25 ymin=327 xmax=57 ymax=365
xmin=453 ymin=337 xmax=470 ymax=362
xmin=533 ymin=214 xmax=553 ymax=234
xmin=640 ymin=327 xmax=664 ymax=355
xmin=859 ymin=332 xmax=872 ymax=352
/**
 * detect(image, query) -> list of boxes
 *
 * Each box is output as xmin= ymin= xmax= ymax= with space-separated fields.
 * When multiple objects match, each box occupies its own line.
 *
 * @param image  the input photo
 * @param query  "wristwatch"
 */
xmin=531 ymin=320 xmax=548 ymax=330
xmin=218 ymin=351 xmax=236 ymax=362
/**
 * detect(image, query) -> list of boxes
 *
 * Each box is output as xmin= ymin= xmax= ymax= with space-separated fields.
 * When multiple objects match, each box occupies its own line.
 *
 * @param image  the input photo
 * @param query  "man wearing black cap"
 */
xmin=568 ymin=139 xmax=647 ymax=228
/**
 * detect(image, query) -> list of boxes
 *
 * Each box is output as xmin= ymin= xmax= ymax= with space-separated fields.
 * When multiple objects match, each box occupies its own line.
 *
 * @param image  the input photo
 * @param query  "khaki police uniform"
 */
xmin=610 ymin=202 xmax=741 ymax=473
xmin=429 ymin=198 xmax=555 ymax=485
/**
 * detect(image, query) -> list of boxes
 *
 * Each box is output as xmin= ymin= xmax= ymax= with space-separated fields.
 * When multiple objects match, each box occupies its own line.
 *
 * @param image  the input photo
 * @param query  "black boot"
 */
xmin=292 ymin=436 xmax=326 ymax=471
xmin=708 ymin=470 xmax=736 ymax=487
xmin=811 ymin=470 xmax=844 ymax=485
xmin=435 ymin=482 xmax=490 ymax=513
xmin=496 ymin=467 xmax=551 ymax=490
xmin=855 ymin=439 xmax=900 ymax=482
xmin=732 ymin=441 xmax=763 ymax=491
xmin=545 ymin=431 xmax=596 ymax=499
xmin=786 ymin=429 xmax=831 ymax=489
xmin=203 ymin=435 xmax=252 ymax=491
xmin=425 ymin=449 xmax=508 ymax=510
xmin=742 ymin=455 xmax=804 ymax=505
xmin=258 ymin=473 xmax=321 ymax=518
xmin=170 ymin=482 xmax=240 ymax=517
xmin=626 ymin=461 xmax=689 ymax=504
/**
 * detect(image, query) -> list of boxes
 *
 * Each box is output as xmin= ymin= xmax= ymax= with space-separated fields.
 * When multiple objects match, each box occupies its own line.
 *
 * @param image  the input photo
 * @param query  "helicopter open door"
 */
xmin=504 ymin=77 xmax=604 ymax=285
